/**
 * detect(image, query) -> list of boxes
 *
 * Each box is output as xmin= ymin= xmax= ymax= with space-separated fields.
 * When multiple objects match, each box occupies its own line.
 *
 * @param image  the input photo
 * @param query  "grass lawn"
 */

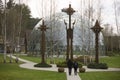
xmin=19 ymin=55 xmax=40 ymax=63
xmin=19 ymin=55 xmax=66 ymax=64
xmin=0 ymin=53 xmax=13 ymax=63
xmin=79 ymin=71 xmax=120 ymax=80
xmin=19 ymin=55 xmax=120 ymax=68
xmin=0 ymin=54 xmax=66 ymax=80
xmin=100 ymin=56 xmax=120 ymax=68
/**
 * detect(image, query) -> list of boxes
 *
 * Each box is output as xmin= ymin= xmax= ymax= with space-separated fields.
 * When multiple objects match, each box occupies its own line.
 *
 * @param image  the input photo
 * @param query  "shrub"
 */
xmin=87 ymin=63 xmax=108 ymax=69
xmin=78 ymin=63 xmax=82 ymax=68
xmin=56 ymin=61 xmax=67 ymax=67
xmin=107 ymin=51 xmax=115 ymax=56
xmin=34 ymin=62 xmax=52 ymax=67
xmin=56 ymin=61 xmax=83 ymax=68
xmin=58 ymin=67 xmax=64 ymax=72
xmin=106 ymin=51 xmax=120 ymax=56
xmin=75 ymin=55 xmax=93 ymax=64
xmin=79 ymin=68 xmax=86 ymax=73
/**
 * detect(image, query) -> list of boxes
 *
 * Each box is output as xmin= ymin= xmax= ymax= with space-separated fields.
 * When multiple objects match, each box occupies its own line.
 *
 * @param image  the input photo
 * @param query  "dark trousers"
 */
xmin=74 ymin=68 xmax=77 ymax=75
xmin=68 ymin=67 xmax=72 ymax=75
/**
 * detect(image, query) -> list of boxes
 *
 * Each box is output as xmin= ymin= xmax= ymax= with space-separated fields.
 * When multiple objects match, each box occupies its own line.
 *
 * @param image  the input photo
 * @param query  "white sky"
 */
xmin=2 ymin=0 xmax=120 ymax=33
xmin=25 ymin=0 xmax=119 ymax=25
xmin=21 ymin=0 xmax=120 ymax=34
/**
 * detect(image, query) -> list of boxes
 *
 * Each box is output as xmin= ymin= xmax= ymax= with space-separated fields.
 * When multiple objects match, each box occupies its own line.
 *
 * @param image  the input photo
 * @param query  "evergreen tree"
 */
xmin=0 ymin=0 xmax=3 ymax=35
xmin=0 ymin=0 xmax=3 ymax=9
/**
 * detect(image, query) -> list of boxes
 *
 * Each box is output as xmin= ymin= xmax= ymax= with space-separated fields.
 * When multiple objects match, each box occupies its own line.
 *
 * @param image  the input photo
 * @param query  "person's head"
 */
xmin=68 ymin=59 xmax=71 ymax=61
xmin=67 ymin=59 xmax=72 ymax=62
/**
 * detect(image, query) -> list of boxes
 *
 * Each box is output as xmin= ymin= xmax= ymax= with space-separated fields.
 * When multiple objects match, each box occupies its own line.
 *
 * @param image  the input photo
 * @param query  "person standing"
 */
xmin=73 ymin=61 xmax=78 ymax=75
xmin=67 ymin=59 xmax=73 ymax=75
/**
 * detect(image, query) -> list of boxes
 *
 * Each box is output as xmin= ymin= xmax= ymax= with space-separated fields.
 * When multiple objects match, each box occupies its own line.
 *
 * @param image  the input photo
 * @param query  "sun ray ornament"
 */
xmin=62 ymin=4 xmax=76 ymax=61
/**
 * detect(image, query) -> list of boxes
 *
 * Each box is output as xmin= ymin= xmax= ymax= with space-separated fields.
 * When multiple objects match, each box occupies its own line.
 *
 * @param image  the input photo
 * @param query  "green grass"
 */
xmin=1 ymin=54 xmax=120 ymax=80
xmin=19 ymin=55 xmax=40 ymax=63
xmin=20 ymin=55 xmax=120 ymax=68
xmin=79 ymin=71 xmax=120 ymax=80
xmin=100 ymin=56 xmax=120 ymax=68
xmin=0 ymin=63 xmax=66 ymax=80
xmin=19 ymin=55 xmax=66 ymax=64
xmin=0 ymin=54 xmax=23 ymax=63
xmin=0 ymin=54 xmax=13 ymax=63
xmin=0 ymin=54 xmax=66 ymax=80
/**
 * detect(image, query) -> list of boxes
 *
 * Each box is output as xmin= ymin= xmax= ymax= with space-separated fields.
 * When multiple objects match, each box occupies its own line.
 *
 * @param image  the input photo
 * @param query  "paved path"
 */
xmin=8 ymin=55 xmax=120 ymax=80
xmin=8 ymin=55 xmax=81 ymax=80
xmin=83 ymin=66 xmax=120 ymax=72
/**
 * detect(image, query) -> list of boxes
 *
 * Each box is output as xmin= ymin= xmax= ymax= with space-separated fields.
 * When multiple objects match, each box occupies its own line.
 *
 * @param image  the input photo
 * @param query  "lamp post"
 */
xmin=38 ymin=20 xmax=48 ymax=63
xmin=62 ymin=4 xmax=76 ymax=60
xmin=91 ymin=20 xmax=103 ymax=63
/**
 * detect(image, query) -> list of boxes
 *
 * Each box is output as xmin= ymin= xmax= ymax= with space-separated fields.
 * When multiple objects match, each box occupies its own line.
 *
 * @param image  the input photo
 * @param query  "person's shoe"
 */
xmin=69 ymin=74 xmax=71 ymax=75
xmin=75 ymin=72 xmax=77 ymax=75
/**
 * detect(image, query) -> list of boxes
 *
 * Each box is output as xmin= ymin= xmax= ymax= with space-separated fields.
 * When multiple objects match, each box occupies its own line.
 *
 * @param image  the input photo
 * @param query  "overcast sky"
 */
xmin=22 ymin=0 xmax=119 ymax=25
xmin=2 ymin=0 xmax=120 ymax=33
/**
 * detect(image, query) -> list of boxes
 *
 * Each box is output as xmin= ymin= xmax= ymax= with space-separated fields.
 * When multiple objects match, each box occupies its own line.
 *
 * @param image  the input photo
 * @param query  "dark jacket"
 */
xmin=73 ymin=61 xmax=78 ymax=68
xmin=67 ymin=59 xmax=73 ymax=68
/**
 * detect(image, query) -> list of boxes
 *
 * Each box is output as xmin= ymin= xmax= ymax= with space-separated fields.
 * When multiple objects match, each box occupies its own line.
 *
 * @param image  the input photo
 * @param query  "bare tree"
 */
xmin=3 ymin=0 xmax=7 ymax=63
xmin=114 ymin=0 xmax=119 ymax=35
xmin=114 ymin=0 xmax=120 ymax=52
